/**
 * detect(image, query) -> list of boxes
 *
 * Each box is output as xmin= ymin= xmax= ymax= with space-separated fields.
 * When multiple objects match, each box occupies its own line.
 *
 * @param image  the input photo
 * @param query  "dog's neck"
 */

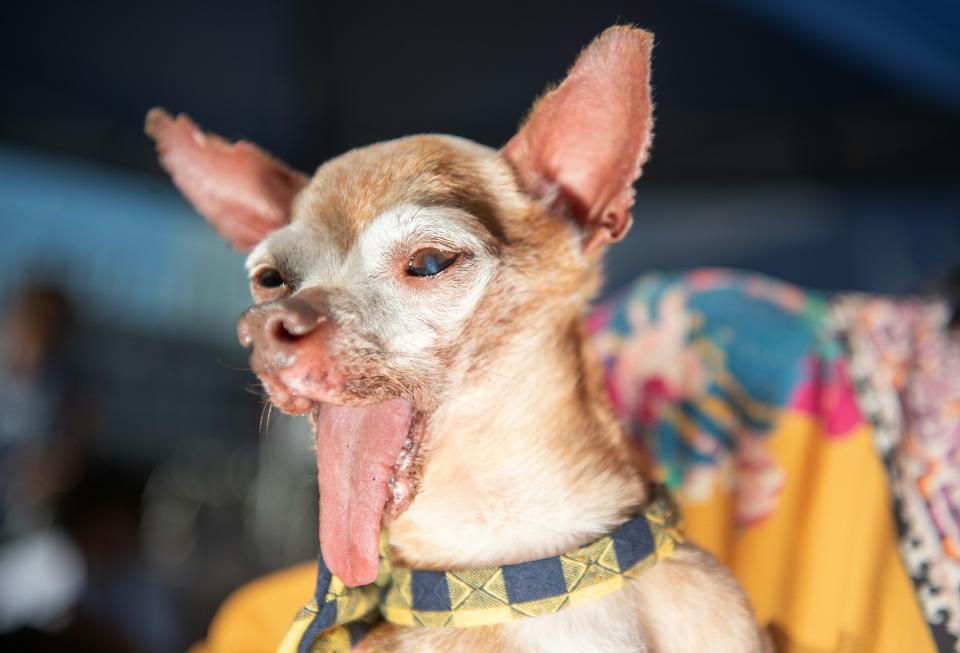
xmin=389 ymin=316 xmax=646 ymax=569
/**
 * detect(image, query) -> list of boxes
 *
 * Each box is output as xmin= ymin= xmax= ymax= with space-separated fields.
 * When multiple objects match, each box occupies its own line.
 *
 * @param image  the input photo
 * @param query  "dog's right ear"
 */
xmin=502 ymin=26 xmax=654 ymax=252
xmin=145 ymin=108 xmax=308 ymax=252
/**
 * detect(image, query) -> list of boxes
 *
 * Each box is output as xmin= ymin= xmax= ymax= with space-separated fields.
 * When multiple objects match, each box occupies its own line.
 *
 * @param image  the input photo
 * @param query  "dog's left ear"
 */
xmin=502 ymin=26 xmax=654 ymax=251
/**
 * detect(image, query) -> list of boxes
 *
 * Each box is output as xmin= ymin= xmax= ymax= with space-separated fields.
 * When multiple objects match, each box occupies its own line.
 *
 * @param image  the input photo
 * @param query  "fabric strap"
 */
xmin=277 ymin=485 xmax=682 ymax=653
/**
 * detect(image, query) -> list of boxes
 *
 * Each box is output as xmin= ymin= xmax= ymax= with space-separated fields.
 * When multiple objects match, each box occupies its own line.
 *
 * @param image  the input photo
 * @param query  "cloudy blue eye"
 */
xmin=407 ymin=248 xmax=458 ymax=277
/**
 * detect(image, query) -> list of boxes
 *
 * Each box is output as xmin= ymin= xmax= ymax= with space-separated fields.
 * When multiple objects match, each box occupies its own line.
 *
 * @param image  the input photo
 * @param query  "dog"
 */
xmin=147 ymin=25 xmax=770 ymax=653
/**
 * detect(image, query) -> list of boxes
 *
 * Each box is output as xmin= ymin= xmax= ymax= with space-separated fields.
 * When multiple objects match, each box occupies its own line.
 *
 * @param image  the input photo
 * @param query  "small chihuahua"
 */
xmin=148 ymin=26 xmax=768 ymax=653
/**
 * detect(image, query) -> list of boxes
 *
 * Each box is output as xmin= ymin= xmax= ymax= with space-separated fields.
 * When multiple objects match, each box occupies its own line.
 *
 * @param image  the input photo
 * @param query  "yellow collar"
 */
xmin=279 ymin=485 xmax=682 ymax=653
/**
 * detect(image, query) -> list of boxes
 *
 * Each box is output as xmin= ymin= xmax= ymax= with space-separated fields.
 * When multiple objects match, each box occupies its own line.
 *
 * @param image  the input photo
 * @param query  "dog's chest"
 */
xmin=503 ymin=590 xmax=648 ymax=653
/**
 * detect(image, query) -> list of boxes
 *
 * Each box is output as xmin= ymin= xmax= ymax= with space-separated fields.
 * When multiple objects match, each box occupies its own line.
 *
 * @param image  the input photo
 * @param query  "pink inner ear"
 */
xmin=145 ymin=108 xmax=309 ymax=252
xmin=503 ymin=27 xmax=654 ymax=248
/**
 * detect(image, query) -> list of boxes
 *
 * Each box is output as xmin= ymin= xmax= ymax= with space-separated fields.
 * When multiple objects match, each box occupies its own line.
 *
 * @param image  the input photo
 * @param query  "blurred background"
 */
xmin=0 ymin=1 xmax=958 ymax=650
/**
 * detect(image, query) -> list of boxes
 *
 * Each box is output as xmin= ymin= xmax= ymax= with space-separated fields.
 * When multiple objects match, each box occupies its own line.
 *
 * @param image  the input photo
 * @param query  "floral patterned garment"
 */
xmin=587 ymin=269 xmax=960 ymax=652
xmin=834 ymin=296 xmax=960 ymax=652
xmin=588 ymin=270 xmax=861 ymax=523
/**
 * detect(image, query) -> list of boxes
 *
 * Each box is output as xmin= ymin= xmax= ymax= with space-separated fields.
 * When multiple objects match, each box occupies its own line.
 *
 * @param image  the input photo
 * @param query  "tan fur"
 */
xmin=279 ymin=136 xmax=767 ymax=651
xmin=292 ymin=136 xmax=508 ymax=259
xmin=149 ymin=26 xmax=773 ymax=652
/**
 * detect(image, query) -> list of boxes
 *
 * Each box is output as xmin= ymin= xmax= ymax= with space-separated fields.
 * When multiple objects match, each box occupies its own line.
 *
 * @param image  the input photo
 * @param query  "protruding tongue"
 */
xmin=315 ymin=398 xmax=414 ymax=587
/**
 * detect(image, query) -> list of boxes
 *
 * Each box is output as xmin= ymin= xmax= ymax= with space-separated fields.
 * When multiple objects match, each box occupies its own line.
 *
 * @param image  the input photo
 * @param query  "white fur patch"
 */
xmin=348 ymin=203 xmax=495 ymax=354
xmin=246 ymin=203 xmax=496 ymax=359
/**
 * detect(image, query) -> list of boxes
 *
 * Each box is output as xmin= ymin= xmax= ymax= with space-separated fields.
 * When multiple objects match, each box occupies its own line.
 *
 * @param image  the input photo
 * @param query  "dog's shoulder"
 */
xmin=629 ymin=544 xmax=769 ymax=653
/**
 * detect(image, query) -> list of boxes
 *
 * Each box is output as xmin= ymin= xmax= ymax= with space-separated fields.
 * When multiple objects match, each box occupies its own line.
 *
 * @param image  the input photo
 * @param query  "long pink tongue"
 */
xmin=315 ymin=398 xmax=414 ymax=587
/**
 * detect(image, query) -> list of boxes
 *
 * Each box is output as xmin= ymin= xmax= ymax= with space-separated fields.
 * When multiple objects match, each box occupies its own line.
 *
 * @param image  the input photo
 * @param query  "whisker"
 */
xmin=216 ymin=357 xmax=253 ymax=372
xmin=243 ymin=383 xmax=265 ymax=397
xmin=258 ymin=398 xmax=274 ymax=438
xmin=263 ymin=402 xmax=275 ymax=438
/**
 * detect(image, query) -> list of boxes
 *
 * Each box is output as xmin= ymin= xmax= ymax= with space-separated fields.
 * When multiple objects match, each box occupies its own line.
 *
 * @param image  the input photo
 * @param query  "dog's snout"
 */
xmin=237 ymin=319 xmax=254 ymax=348
xmin=235 ymin=289 xmax=342 ymax=408
xmin=267 ymin=301 xmax=323 ymax=340
xmin=237 ymin=298 xmax=325 ymax=351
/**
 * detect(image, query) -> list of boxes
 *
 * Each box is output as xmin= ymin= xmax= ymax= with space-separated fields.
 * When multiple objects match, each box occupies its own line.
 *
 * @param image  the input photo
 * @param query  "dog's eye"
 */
xmin=407 ymin=248 xmax=458 ymax=277
xmin=255 ymin=268 xmax=286 ymax=289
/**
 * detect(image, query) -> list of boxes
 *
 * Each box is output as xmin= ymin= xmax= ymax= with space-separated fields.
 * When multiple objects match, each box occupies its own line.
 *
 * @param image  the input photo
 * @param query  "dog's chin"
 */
xmin=258 ymin=370 xmax=427 ymax=587
xmin=258 ymin=374 xmax=428 ymax=517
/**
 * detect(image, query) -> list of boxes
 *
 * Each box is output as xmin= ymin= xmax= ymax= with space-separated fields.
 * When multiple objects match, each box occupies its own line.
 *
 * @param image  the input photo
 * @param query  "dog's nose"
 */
xmin=237 ymin=298 xmax=324 ymax=350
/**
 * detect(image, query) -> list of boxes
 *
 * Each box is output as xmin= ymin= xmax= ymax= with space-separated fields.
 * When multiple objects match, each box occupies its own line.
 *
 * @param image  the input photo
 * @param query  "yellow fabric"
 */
xmin=188 ymin=562 xmax=317 ymax=653
xmin=194 ymin=414 xmax=935 ymax=652
xmin=685 ymin=413 xmax=934 ymax=653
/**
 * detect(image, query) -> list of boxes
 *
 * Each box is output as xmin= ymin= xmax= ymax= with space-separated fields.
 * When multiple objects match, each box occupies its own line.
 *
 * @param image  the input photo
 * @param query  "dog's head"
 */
xmin=147 ymin=26 xmax=654 ymax=586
